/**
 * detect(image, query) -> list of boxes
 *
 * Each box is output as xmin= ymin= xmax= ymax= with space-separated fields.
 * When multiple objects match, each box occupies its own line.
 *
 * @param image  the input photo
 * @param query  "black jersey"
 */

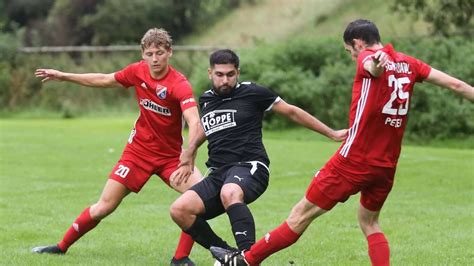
xmin=199 ymin=82 xmax=280 ymax=168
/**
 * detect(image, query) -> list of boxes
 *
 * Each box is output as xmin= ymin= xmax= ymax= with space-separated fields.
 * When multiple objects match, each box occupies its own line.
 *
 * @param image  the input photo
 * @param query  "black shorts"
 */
xmin=190 ymin=161 xmax=270 ymax=220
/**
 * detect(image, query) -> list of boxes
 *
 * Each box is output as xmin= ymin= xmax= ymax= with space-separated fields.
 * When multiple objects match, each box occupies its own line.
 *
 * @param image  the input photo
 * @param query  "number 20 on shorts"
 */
xmin=114 ymin=165 xmax=130 ymax=178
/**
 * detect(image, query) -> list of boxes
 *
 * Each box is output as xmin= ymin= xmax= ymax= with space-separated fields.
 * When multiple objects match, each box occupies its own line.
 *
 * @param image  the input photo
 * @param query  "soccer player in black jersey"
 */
xmin=169 ymin=49 xmax=347 ymax=255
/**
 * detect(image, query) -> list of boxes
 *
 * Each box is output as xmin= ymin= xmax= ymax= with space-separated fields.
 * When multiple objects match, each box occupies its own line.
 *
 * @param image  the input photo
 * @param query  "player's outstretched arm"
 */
xmin=425 ymin=68 xmax=474 ymax=102
xmin=35 ymin=69 xmax=123 ymax=88
xmin=272 ymin=100 xmax=348 ymax=141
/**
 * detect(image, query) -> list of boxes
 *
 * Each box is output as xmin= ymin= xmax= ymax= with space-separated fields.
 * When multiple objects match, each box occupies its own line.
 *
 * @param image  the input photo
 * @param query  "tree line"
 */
xmin=1 ymin=0 xmax=255 ymax=46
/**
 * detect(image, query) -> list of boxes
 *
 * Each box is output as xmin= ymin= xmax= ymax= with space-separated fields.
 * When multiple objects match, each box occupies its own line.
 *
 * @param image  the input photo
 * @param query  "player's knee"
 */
xmin=220 ymin=185 xmax=243 ymax=208
xmin=358 ymin=217 xmax=380 ymax=235
xmin=287 ymin=199 xmax=325 ymax=231
xmin=170 ymin=200 xmax=188 ymax=222
xmin=288 ymin=205 xmax=311 ymax=227
xmin=90 ymin=201 xmax=117 ymax=220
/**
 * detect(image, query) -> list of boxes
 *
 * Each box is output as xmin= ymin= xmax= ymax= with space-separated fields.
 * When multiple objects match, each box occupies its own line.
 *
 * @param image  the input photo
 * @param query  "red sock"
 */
xmin=367 ymin=232 xmax=390 ymax=266
xmin=173 ymin=231 xmax=194 ymax=259
xmin=57 ymin=207 xmax=100 ymax=252
xmin=245 ymin=221 xmax=301 ymax=265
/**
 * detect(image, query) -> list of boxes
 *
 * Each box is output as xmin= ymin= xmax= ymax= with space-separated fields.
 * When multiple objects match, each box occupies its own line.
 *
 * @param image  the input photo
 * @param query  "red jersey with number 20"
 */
xmin=114 ymin=61 xmax=197 ymax=158
xmin=337 ymin=44 xmax=431 ymax=167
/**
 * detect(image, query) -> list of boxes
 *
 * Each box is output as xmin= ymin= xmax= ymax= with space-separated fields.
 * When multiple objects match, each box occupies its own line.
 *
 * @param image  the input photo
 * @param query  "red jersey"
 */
xmin=337 ymin=44 xmax=431 ymax=167
xmin=114 ymin=61 xmax=197 ymax=157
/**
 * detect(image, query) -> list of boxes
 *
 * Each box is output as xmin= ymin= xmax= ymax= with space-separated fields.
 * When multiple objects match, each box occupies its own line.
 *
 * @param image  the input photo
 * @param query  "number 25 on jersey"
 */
xmin=382 ymin=75 xmax=411 ymax=116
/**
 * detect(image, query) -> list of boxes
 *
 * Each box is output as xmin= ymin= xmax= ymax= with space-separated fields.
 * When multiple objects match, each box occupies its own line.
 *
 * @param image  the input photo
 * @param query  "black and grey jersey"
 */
xmin=199 ymin=82 xmax=280 ymax=168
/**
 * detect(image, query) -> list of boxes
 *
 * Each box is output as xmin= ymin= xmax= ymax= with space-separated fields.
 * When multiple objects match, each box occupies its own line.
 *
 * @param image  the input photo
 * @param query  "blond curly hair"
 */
xmin=141 ymin=28 xmax=172 ymax=51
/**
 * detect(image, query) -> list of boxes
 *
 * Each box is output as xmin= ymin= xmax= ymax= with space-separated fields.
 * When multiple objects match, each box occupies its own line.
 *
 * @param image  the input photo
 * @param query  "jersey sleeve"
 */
xmin=412 ymin=57 xmax=432 ymax=82
xmin=114 ymin=63 xmax=139 ymax=88
xmin=174 ymin=80 xmax=198 ymax=112
xmin=356 ymin=50 xmax=375 ymax=78
xmin=250 ymin=83 xmax=280 ymax=111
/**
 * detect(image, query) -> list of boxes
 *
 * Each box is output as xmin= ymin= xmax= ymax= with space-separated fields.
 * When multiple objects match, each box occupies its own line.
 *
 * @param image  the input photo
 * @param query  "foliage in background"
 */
xmin=1 ymin=35 xmax=472 ymax=139
xmin=190 ymin=35 xmax=474 ymax=139
xmin=0 ymin=50 xmax=139 ymax=118
xmin=394 ymin=36 xmax=474 ymax=139
xmin=392 ymin=0 xmax=474 ymax=36
xmin=2 ymin=0 xmax=256 ymax=46
xmin=1 ymin=0 xmax=473 ymax=140
xmin=0 ymin=0 xmax=255 ymax=116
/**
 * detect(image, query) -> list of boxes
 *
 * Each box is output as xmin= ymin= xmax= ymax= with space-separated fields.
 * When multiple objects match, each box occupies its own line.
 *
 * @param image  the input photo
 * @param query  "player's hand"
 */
xmin=178 ymin=148 xmax=196 ymax=170
xmin=373 ymin=51 xmax=389 ymax=68
xmin=330 ymin=129 xmax=348 ymax=142
xmin=35 ymin=69 xmax=63 ymax=83
xmin=170 ymin=165 xmax=193 ymax=187
xmin=171 ymin=149 xmax=196 ymax=186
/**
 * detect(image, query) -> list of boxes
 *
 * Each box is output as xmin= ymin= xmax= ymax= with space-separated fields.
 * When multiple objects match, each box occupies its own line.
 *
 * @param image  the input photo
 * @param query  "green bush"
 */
xmin=2 ymin=35 xmax=472 ymax=139
xmin=0 ymin=33 xmax=18 ymax=108
xmin=2 ymin=51 xmax=140 ymax=117
xmin=238 ymin=38 xmax=353 ymax=130
xmin=190 ymin=35 xmax=473 ymax=139
xmin=392 ymin=36 xmax=474 ymax=139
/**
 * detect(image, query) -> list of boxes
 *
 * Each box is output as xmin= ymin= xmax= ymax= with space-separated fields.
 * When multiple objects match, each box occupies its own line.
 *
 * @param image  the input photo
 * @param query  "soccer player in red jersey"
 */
xmin=31 ymin=28 xmax=203 ymax=266
xmin=210 ymin=19 xmax=474 ymax=266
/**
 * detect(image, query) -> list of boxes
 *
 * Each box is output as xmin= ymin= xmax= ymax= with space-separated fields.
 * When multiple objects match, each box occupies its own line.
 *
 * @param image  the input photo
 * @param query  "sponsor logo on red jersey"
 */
xmin=182 ymin=98 xmax=195 ymax=105
xmin=140 ymin=98 xmax=171 ymax=116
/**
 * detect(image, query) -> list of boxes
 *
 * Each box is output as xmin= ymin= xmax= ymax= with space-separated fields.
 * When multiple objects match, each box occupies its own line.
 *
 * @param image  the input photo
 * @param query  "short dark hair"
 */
xmin=343 ymin=19 xmax=381 ymax=47
xmin=209 ymin=49 xmax=240 ymax=68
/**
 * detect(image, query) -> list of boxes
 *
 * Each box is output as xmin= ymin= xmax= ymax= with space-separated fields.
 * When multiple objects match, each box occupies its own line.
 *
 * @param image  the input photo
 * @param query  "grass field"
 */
xmin=1 ymin=118 xmax=473 ymax=265
xmin=185 ymin=0 xmax=429 ymax=48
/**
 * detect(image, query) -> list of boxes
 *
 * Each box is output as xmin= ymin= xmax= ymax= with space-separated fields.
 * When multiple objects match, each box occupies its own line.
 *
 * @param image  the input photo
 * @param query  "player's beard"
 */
xmin=214 ymin=85 xmax=234 ymax=96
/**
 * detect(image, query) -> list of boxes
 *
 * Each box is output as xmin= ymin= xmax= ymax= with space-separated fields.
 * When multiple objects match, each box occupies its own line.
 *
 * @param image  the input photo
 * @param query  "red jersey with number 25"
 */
xmin=114 ymin=61 xmax=197 ymax=157
xmin=337 ymin=44 xmax=431 ymax=168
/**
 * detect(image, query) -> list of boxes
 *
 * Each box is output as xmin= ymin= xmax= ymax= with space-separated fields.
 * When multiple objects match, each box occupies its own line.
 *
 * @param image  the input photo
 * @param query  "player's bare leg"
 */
xmin=211 ymin=197 xmax=327 ymax=265
xmin=171 ymin=166 xmax=202 ymax=193
xmin=32 ymin=179 xmax=130 ymax=254
xmin=170 ymin=190 xmax=206 ymax=230
xmin=358 ymin=204 xmax=389 ymax=266
xmin=171 ymin=189 xmax=232 ymax=250
xmin=286 ymin=197 xmax=327 ymax=233
xmin=170 ymin=167 xmax=203 ymax=266
xmin=90 ymin=179 xmax=131 ymax=219
xmin=358 ymin=204 xmax=382 ymax=236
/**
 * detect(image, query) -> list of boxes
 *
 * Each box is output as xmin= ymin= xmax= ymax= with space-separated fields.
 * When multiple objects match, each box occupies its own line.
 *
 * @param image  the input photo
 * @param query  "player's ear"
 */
xmin=208 ymin=68 xmax=212 ymax=80
xmin=353 ymin=39 xmax=364 ymax=50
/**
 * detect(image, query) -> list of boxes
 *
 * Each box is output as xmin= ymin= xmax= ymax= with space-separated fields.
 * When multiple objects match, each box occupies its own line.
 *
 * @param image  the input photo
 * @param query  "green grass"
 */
xmin=184 ymin=0 xmax=348 ymax=47
xmin=184 ymin=0 xmax=429 ymax=48
xmin=1 ymin=118 xmax=473 ymax=265
xmin=300 ymin=0 xmax=430 ymax=39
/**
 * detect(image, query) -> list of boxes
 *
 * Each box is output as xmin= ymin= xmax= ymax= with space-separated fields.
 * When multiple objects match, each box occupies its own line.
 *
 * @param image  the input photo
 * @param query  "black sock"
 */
xmin=184 ymin=216 xmax=230 ymax=249
xmin=226 ymin=203 xmax=255 ymax=251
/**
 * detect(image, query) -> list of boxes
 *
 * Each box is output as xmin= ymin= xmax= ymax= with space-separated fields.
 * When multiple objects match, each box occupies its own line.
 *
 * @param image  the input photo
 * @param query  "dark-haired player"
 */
xmin=170 ymin=49 xmax=347 ymax=256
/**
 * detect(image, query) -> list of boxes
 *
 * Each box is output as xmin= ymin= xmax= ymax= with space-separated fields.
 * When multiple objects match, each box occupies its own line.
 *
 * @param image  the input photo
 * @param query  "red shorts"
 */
xmin=305 ymin=154 xmax=395 ymax=211
xmin=109 ymin=145 xmax=179 ymax=193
